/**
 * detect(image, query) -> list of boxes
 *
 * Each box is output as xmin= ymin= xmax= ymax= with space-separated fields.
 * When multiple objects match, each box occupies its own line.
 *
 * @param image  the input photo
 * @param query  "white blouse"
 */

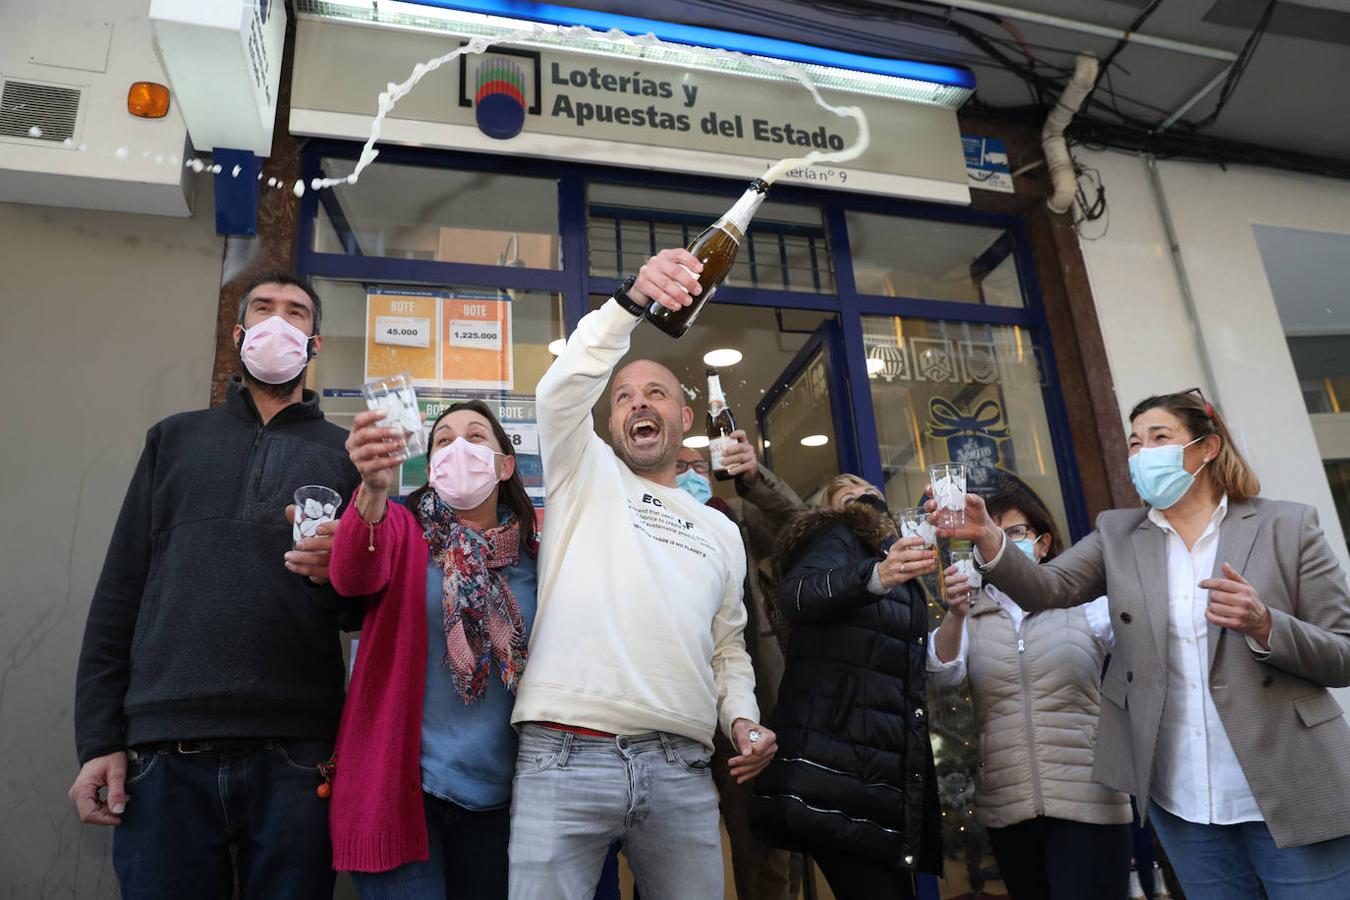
xmin=1147 ymin=496 xmax=1263 ymax=825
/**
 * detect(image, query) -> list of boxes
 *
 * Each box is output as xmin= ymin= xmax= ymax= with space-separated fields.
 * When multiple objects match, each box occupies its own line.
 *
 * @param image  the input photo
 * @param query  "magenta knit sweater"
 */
xmin=327 ymin=498 xmax=431 ymax=872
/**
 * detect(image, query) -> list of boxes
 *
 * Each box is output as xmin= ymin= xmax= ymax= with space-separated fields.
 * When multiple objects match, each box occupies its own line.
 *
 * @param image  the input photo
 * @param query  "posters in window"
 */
xmin=365 ymin=288 xmax=514 ymax=391
xmin=398 ymin=394 xmax=544 ymax=506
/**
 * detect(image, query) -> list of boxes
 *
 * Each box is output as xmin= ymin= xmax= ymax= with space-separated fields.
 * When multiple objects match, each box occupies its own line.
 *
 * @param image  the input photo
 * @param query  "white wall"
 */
xmin=1077 ymin=149 xmax=1350 ymax=574
xmin=0 ymin=177 xmax=222 ymax=898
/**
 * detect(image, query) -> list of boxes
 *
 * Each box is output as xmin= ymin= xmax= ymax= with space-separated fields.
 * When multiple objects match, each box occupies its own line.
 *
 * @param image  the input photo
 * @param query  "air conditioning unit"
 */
xmin=0 ymin=78 xmax=83 ymax=144
xmin=0 ymin=3 xmax=194 ymax=217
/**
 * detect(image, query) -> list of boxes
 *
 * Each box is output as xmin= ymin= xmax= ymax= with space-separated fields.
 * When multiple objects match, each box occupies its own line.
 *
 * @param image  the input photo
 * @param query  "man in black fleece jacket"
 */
xmin=70 ymin=273 xmax=360 ymax=899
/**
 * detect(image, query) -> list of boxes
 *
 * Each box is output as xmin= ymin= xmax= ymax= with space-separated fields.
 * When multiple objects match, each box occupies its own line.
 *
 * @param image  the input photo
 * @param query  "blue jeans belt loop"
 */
xmin=657 ymin=732 xmax=678 ymax=764
xmin=557 ymin=731 xmax=574 ymax=768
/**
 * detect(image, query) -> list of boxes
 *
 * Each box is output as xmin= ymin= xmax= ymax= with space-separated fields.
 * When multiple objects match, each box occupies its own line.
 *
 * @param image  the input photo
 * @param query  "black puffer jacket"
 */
xmin=750 ymin=503 xmax=942 ymax=874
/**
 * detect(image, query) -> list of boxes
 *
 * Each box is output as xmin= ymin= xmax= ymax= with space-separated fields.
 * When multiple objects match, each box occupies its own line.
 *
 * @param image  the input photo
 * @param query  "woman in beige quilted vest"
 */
xmin=929 ymin=484 xmax=1132 ymax=899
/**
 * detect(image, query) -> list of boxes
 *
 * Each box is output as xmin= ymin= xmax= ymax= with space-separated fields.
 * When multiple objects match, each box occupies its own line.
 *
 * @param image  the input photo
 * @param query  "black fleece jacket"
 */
xmin=74 ymin=379 xmax=360 ymax=763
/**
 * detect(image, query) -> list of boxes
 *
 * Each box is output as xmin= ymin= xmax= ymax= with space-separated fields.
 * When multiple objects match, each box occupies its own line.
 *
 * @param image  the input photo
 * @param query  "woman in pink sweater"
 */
xmin=326 ymin=400 xmax=538 ymax=899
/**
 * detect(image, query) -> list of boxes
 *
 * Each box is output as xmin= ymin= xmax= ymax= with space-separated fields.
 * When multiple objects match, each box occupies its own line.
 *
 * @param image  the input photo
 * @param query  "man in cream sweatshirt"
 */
xmin=508 ymin=248 xmax=777 ymax=898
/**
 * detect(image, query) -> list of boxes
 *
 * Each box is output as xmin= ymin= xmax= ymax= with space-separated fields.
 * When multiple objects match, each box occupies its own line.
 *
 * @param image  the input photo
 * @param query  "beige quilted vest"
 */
xmin=967 ymin=593 xmax=1132 ymax=829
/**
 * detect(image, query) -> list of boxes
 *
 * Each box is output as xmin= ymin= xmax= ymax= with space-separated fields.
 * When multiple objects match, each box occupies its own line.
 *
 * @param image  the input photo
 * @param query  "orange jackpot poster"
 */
xmin=441 ymin=295 xmax=514 ymax=390
xmin=364 ymin=290 xmax=438 ymax=383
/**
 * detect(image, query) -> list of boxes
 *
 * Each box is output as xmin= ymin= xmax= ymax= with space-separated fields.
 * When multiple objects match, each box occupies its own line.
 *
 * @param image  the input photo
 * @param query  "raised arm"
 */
xmin=777 ymin=525 xmax=882 ymax=624
xmin=985 ymin=529 xmax=1107 ymax=612
xmin=326 ymin=409 xmax=414 ymax=599
xmin=537 ymin=248 xmax=704 ymax=491
xmin=736 ymin=463 xmax=804 ymax=561
xmin=535 ymin=299 xmax=640 ymax=491
xmin=935 ymin=492 xmax=1106 ymax=612
xmin=328 ymin=494 xmax=405 ymax=599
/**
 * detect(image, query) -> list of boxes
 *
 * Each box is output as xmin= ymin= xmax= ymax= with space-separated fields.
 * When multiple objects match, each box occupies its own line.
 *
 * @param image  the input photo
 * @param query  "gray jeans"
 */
xmin=507 ymin=724 xmax=723 ymax=899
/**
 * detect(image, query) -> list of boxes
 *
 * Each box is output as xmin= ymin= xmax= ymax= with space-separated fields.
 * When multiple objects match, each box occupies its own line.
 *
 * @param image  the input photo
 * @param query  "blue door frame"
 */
xmin=756 ymin=320 xmax=860 ymax=481
xmin=294 ymin=139 xmax=1090 ymax=540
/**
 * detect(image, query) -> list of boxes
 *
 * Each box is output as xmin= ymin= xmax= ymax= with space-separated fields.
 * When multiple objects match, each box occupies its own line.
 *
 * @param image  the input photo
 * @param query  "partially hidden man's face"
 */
xmin=676 ymin=446 xmax=707 ymax=470
xmin=608 ymin=360 xmax=693 ymax=475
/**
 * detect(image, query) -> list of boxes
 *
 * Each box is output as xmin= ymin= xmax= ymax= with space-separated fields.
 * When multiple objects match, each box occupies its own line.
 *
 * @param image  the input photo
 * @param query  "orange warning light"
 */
xmin=128 ymin=82 xmax=170 ymax=119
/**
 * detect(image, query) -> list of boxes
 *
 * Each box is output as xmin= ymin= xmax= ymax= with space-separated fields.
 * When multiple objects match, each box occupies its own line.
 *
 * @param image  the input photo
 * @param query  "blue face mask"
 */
xmin=1128 ymin=437 xmax=1206 ymax=510
xmin=676 ymin=469 xmax=713 ymax=504
xmin=1013 ymin=537 xmax=1039 ymax=561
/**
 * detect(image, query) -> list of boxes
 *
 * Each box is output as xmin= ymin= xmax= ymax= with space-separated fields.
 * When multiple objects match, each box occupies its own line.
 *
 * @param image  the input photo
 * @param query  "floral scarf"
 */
xmin=418 ymin=490 xmax=528 ymax=703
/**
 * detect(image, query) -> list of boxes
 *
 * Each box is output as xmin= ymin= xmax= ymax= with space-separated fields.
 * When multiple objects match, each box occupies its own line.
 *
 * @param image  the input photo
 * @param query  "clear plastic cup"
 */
xmin=362 ymin=372 xmax=425 ymax=461
xmin=928 ymin=462 xmax=968 ymax=529
xmin=949 ymin=549 xmax=983 ymax=592
xmin=293 ymin=485 xmax=341 ymax=546
xmin=898 ymin=506 xmax=936 ymax=547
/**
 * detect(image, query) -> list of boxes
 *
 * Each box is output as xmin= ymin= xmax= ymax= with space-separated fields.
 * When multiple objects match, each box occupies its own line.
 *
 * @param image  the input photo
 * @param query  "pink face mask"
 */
xmin=240 ymin=315 xmax=313 ymax=384
xmin=430 ymin=437 xmax=503 ymax=510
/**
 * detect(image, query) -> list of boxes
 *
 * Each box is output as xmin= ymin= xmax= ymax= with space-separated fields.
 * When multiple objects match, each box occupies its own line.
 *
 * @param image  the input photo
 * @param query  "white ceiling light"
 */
xmin=703 ymin=348 xmax=743 ymax=368
xmin=548 ymin=338 xmax=565 ymax=356
xmin=299 ymin=1 xmax=976 ymax=108
xmin=866 ymin=356 xmax=886 ymax=376
xmin=683 ymin=435 xmax=711 ymax=448
xmin=800 ymin=434 xmax=829 ymax=447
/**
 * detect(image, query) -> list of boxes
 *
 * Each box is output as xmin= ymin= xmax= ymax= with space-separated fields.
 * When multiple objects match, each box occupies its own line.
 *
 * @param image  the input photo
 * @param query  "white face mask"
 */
xmin=240 ymin=315 xmax=313 ymax=384
xmin=1129 ymin=436 xmax=1206 ymax=510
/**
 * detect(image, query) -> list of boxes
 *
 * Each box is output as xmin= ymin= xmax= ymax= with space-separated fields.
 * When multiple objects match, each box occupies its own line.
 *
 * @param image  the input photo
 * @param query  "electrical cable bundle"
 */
xmin=789 ymin=0 xmax=1349 ymax=181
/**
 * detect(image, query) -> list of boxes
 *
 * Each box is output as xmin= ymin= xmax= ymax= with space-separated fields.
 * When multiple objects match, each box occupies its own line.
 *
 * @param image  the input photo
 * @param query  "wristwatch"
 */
xmin=612 ymin=275 xmax=646 ymax=318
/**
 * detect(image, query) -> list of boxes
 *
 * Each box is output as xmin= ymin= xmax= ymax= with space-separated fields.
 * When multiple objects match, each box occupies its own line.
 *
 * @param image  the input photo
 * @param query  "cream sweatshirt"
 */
xmin=511 ymin=299 xmax=758 ymax=748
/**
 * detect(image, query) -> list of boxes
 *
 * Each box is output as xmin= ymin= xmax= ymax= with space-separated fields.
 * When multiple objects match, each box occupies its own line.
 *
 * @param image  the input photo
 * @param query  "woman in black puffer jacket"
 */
xmin=751 ymin=474 xmax=943 ymax=899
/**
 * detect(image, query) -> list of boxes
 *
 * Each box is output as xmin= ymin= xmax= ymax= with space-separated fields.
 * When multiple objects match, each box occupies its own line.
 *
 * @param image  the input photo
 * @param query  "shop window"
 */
xmin=1287 ymin=334 xmax=1350 ymax=415
xmin=847 ymin=211 xmax=1023 ymax=307
xmin=305 ymin=278 xmax=563 ymax=500
xmin=862 ymin=315 xmax=1065 ymax=524
xmin=1326 ymin=460 xmax=1350 ymax=558
xmin=313 ymin=158 xmax=562 ymax=268
xmin=587 ymin=182 xmax=835 ymax=294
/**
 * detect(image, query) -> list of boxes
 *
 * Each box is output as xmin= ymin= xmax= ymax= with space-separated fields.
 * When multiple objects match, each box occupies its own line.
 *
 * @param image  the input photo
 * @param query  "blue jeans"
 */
xmin=351 ymin=792 xmax=509 ymax=899
xmin=112 ymin=740 xmax=335 ymax=900
xmin=507 ymin=725 xmax=723 ymax=900
xmin=1149 ymin=802 xmax=1350 ymax=900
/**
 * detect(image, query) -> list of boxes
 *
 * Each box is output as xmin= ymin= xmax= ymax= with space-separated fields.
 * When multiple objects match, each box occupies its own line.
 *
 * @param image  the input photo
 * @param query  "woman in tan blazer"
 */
xmin=938 ymin=389 xmax=1350 ymax=900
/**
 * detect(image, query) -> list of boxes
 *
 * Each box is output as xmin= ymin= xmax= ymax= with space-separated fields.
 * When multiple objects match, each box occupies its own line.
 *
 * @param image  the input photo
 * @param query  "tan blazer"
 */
xmin=986 ymin=497 xmax=1350 ymax=848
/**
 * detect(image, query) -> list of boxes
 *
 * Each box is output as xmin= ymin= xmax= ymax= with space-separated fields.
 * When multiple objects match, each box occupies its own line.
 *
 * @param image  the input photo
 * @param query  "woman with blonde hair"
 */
xmin=752 ymin=473 xmax=942 ymax=898
xmin=939 ymin=389 xmax=1350 ymax=899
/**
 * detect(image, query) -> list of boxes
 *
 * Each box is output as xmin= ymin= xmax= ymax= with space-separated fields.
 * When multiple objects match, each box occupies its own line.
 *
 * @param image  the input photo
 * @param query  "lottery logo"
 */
xmin=460 ymin=49 xmax=542 ymax=141
xmin=475 ymin=58 xmax=527 ymax=140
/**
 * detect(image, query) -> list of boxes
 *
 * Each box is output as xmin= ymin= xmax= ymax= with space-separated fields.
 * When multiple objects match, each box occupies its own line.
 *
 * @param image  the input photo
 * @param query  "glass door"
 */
xmin=756 ymin=321 xmax=857 ymax=504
